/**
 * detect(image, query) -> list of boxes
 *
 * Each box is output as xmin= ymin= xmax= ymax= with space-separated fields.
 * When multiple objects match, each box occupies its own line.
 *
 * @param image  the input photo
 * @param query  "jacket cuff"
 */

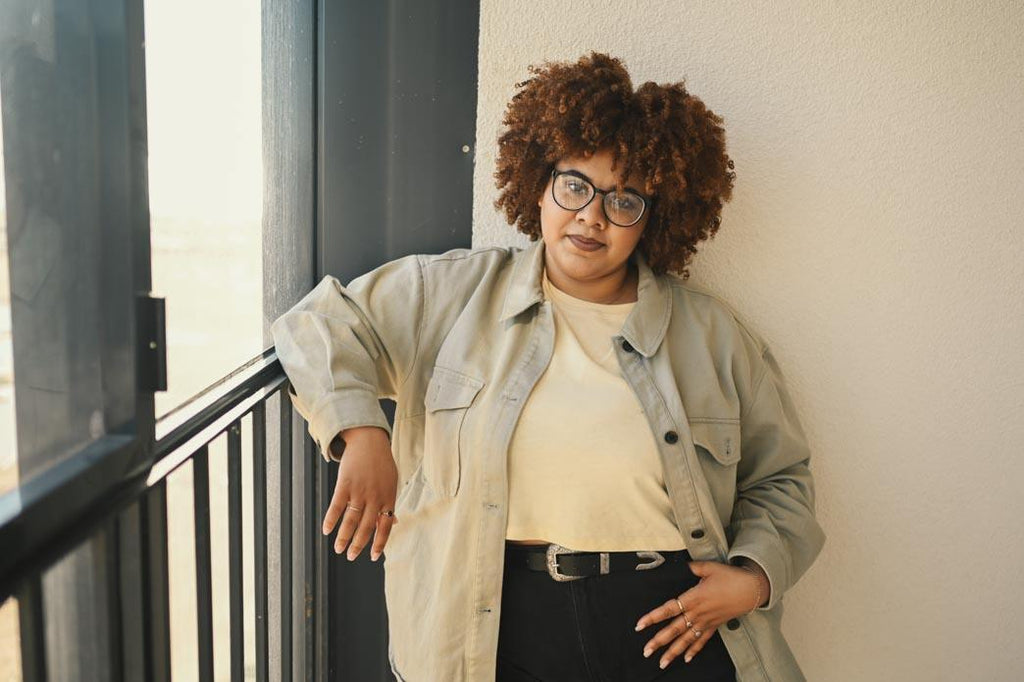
xmin=307 ymin=390 xmax=392 ymax=462
xmin=727 ymin=544 xmax=785 ymax=611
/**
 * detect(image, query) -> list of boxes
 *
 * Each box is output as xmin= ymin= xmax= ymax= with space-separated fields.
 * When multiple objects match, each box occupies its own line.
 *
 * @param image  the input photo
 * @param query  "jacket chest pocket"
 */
xmin=423 ymin=366 xmax=484 ymax=497
xmin=689 ymin=420 xmax=742 ymax=533
xmin=690 ymin=421 xmax=741 ymax=467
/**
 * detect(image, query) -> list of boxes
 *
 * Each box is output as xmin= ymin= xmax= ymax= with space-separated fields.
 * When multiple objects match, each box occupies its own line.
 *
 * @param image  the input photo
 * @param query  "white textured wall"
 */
xmin=473 ymin=2 xmax=1024 ymax=680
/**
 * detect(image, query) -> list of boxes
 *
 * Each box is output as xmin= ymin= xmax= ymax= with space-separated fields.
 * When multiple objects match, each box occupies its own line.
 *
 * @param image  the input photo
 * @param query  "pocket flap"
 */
xmin=424 ymin=367 xmax=484 ymax=412
xmin=690 ymin=421 xmax=741 ymax=465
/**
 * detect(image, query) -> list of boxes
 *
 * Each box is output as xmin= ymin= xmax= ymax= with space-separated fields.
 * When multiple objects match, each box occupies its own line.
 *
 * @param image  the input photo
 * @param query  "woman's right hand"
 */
xmin=321 ymin=425 xmax=399 ymax=562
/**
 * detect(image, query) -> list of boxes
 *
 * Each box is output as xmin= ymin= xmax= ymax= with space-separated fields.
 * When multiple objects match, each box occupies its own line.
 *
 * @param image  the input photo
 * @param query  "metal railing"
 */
xmin=0 ymin=348 xmax=327 ymax=682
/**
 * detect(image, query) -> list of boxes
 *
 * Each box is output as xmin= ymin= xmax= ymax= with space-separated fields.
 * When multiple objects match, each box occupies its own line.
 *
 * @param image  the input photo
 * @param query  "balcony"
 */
xmin=0 ymin=0 xmax=477 ymax=680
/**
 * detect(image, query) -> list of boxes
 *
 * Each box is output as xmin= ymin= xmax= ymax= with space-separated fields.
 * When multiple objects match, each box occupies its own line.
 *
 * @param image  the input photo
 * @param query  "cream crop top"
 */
xmin=504 ymin=267 xmax=687 ymax=552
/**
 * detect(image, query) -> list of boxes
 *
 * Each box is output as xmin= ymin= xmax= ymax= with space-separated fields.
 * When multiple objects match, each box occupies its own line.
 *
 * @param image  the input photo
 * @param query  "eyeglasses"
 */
xmin=549 ymin=168 xmax=651 ymax=227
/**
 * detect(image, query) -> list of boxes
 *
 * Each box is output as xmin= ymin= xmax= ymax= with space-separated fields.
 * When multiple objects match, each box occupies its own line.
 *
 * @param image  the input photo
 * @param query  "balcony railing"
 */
xmin=0 ymin=348 xmax=327 ymax=682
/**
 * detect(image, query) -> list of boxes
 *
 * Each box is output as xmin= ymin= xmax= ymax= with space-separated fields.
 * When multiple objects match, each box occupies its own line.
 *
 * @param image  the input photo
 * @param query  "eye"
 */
xmin=609 ymin=193 xmax=640 ymax=210
xmin=565 ymin=178 xmax=589 ymax=195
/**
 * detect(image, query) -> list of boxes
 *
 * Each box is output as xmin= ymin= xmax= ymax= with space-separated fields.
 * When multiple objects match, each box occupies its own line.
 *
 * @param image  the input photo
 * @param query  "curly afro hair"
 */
xmin=493 ymin=51 xmax=735 ymax=278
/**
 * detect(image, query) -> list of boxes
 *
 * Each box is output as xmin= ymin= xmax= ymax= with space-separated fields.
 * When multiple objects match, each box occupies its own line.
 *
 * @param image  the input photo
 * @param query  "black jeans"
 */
xmin=496 ymin=543 xmax=737 ymax=682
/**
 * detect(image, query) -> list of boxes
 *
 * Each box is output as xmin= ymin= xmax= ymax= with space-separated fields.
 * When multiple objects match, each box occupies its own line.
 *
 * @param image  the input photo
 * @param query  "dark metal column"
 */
xmin=261 ymin=1 xmax=317 ymax=679
xmin=319 ymin=1 xmax=479 ymax=680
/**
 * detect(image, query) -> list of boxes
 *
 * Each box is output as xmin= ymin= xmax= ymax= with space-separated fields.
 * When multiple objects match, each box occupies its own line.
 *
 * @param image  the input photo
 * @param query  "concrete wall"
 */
xmin=473 ymin=2 xmax=1024 ymax=680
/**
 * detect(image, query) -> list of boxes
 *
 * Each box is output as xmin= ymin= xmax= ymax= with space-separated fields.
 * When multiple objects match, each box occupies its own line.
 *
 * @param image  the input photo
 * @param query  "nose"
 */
xmin=575 ymin=196 xmax=608 ymax=230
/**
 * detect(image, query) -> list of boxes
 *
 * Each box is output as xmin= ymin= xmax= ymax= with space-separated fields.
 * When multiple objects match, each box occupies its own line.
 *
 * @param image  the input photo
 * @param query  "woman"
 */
xmin=272 ymin=52 xmax=825 ymax=682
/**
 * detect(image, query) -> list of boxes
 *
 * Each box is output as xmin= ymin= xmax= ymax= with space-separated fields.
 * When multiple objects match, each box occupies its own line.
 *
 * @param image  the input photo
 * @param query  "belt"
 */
xmin=504 ymin=542 xmax=691 ymax=582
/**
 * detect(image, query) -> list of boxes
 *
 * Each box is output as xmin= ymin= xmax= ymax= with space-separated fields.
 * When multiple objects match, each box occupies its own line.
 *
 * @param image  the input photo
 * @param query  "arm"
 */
xmin=726 ymin=346 xmax=826 ymax=611
xmin=270 ymin=254 xmax=425 ymax=462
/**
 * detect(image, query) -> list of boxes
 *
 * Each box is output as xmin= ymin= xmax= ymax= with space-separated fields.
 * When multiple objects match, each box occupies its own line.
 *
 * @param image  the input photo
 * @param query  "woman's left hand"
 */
xmin=635 ymin=560 xmax=769 ymax=669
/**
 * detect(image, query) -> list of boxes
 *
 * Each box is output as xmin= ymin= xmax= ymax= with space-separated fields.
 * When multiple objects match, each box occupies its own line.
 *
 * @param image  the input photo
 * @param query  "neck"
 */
xmin=544 ymin=257 xmax=638 ymax=304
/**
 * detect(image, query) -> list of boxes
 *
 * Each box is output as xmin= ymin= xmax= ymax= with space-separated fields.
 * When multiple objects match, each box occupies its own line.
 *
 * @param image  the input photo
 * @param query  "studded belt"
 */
xmin=504 ymin=542 xmax=691 ymax=582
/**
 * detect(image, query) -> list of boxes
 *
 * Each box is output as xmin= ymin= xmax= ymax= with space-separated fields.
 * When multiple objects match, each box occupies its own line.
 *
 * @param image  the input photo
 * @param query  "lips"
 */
xmin=567 ymin=235 xmax=604 ymax=251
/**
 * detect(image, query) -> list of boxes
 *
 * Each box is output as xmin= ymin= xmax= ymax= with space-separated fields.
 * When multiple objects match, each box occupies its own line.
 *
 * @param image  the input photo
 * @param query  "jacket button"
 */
xmin=664 ymin=431 xmax=678 ymax=444
xmin=727 ymin=618 xmax=741 ymax=630
xmin=621 ymin=339 xmax=634 ymax=353
xmin=690 ymin=529 xmax=705 ymax=540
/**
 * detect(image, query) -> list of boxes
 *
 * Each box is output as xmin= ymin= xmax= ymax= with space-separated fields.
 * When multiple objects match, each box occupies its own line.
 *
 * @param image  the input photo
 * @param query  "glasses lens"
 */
xmin=552 ymin=171 xmax=647 ymax=226
xmin=552 ymin=173 xmax=594 ymax=211
xmin=604 ymin=191 xmax=645 ymax=226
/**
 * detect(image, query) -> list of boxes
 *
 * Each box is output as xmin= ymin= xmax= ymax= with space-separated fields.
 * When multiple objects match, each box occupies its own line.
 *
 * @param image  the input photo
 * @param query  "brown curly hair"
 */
xmin=493 ymin=51 xmax=735 ymax=278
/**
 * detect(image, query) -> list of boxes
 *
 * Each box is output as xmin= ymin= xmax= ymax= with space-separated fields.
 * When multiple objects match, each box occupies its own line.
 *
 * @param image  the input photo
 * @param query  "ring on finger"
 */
xmin=691 ymin=627 xmax=703 ymax=638
xmin=378 ymin=509 xmax=395 ymax=517
xmin=673 ymin=597 xmax=684 ymax=616
xmin=346 ymin=504 xmax=363 ymax=512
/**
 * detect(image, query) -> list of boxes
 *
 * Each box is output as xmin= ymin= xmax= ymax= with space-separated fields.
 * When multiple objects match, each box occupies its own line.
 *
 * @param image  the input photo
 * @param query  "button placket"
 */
xmin=662 ymin=424 xmax=708 ymax=545
xmin=470 ymin=302 xmax=555 ymax=680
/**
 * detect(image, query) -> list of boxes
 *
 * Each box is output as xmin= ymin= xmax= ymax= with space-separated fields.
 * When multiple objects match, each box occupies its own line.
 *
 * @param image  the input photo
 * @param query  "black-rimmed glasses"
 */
xmin=549 ymin=168 xmax=650 ymax=227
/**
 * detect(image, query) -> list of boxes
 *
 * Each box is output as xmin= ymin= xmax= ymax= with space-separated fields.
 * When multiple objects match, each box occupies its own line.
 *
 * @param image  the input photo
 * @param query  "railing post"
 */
xmin=252 ymin=403 xmax=270 ymax=682
xmin=193 ymin=446 xmax=214 ymax=682
xmin=17 ymin=577 xmax=47 ymax=682
xmin=279 ymin=388 xmax=293 ymax=680
xmin=142 ymin=481 xmax=172 ymax=682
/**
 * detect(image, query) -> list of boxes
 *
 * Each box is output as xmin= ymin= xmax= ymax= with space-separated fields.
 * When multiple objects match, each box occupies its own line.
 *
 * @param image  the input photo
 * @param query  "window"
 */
xmin=142 ymin=1 xmax=263 ymax=678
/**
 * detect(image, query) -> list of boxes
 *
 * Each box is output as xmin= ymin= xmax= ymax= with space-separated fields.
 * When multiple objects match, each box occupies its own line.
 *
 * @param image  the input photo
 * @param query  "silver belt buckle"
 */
xmin=545 ymin=543 xmax=609 ymax=582
xmin=634 ymin=551 xmax=666 ymax=571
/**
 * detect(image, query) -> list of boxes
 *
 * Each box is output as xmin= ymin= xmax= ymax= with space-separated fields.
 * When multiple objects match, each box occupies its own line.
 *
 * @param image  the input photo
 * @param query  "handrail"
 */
xmin=0 ymin=344 xmax=325 ymax=682
xmin=149 ymin=349 xmax=288 ymax=483
xmin=0 ymin=347 xmax=286 ymax=602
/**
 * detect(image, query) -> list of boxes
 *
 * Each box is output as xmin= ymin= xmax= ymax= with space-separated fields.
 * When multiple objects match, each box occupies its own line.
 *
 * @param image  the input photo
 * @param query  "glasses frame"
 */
xmin=549 ymin=168 xmax=651 ymax=227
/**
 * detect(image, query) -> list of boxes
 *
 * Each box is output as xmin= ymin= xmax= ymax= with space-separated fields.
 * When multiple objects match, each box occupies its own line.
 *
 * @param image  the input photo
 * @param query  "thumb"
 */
xmin=687 ymin=561 xmax=714 ymax=578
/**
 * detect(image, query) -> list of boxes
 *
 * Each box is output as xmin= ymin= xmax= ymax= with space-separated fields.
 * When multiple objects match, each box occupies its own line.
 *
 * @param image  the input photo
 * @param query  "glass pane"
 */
xmin=38 ymin=533 xmax=116 ymax=680
xmin=0 ymin=83 xmax=18 ymax=676
xmin=144 ymin=2 xmax=262 ymax=681
xmin=143 ymin=0 xmax=264 ymax=418
xmin=0 ymin=0 xmax=139 ymax=491
xmin=0 ymin=83 xmax=16 ymax=499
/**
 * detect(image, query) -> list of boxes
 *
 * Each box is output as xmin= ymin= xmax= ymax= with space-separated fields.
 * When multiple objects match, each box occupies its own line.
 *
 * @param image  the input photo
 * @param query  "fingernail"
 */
xmin=643 ymin=648 xmax=651 ymax=658
xmin=659 ymin=659 xmax=668 ymax=669
xmin=635 ymin=621 xmax=643 ymax=631
xmin=347 ymin=551 xmax=355 ymax=561
xmin=684 ymin=654 xmax=693 ymax=663
xmin=371 ymin=551 xmax=380 ymax=561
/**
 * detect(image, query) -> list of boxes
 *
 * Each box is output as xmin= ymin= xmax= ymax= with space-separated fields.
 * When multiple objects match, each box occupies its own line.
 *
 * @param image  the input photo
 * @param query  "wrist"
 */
xmin=736 ymin=561 xmax=770 ymax=610
xmin=332 ymin=425 xmax=388 ymax=457
xmin=340 ymin=425 xmax=388 ymax=442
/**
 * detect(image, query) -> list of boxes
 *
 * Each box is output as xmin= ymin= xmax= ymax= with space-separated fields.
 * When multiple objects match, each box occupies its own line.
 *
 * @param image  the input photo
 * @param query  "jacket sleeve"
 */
xmin=269 ymin=254 xmax=424 ymax=462
xmin=726 ymin=345 xmax=826 ymax=611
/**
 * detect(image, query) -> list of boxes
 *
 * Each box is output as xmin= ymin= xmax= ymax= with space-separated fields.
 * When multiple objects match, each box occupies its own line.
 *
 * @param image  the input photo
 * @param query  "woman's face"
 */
xmin=538 ymin=148 xmax=650 ymax=297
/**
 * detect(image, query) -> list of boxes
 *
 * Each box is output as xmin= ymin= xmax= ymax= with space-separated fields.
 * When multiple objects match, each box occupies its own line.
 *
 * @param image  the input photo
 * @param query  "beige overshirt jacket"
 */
xmin=270 ymin=238 xmax=826 ymax=682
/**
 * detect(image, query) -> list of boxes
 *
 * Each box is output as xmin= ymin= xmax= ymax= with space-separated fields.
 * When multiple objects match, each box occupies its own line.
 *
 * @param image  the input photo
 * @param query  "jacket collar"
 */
xmin=499 ymin=239 xmax=672 ymax=357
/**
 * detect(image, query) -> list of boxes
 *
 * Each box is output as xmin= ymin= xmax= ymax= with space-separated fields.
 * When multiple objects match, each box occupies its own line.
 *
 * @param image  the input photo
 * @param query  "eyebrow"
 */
xmin=558 ymin=167 xmax=646 ymax=198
